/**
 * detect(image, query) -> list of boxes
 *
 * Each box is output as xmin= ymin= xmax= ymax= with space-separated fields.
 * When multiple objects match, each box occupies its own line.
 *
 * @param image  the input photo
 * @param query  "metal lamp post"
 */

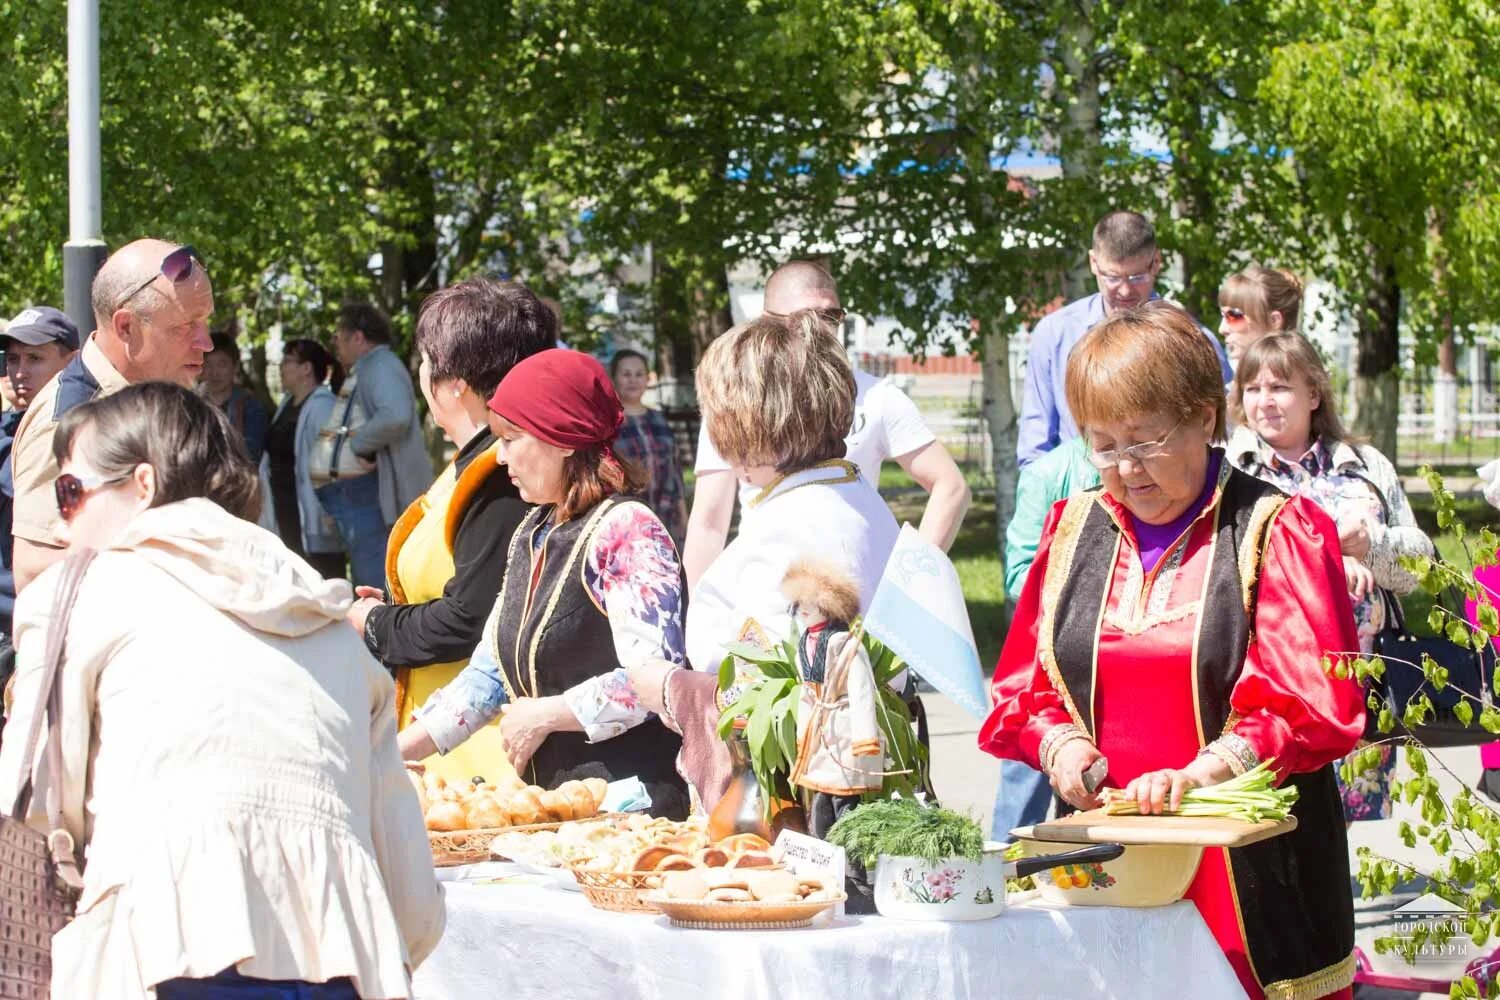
xmin=63 ymin=0 xmax=106 ymax=332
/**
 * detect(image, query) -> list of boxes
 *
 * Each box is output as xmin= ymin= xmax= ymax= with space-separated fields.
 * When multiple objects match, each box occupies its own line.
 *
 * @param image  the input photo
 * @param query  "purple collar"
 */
xmin=1127 ymin=451 xmax=1222 ymax=574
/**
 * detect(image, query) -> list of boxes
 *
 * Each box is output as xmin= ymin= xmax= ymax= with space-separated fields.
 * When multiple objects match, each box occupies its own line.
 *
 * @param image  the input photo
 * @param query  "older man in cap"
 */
xmin=10 ymin=239 xmax=214 ymax=591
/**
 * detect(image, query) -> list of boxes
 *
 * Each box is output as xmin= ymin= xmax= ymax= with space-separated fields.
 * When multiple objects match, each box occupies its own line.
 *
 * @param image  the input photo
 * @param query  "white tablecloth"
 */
xmin=412 ymin=864 xmax=1247 ymax=1000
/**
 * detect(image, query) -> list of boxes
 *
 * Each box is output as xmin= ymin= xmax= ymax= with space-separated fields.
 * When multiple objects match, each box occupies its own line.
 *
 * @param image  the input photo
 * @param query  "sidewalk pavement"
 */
xmin=925 ymin=689 xmax=1472 ymax=999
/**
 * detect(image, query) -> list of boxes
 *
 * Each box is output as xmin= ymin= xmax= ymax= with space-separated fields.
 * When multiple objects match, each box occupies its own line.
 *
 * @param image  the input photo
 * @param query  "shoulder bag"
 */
xmin=1367 ymin=585 xmax=1496 ymax=747
xmin=0 ymin=549 xmax=95 ymax=998
xmin=308 ymin=377 xmax=367 ymax=485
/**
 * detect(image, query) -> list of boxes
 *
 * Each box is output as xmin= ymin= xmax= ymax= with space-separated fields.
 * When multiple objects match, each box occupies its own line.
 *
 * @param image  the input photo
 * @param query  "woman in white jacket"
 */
xmin=0 ymin=382 xmax=443 ymax=999
xmin=259 ymin=338 xmax=346 ymax=578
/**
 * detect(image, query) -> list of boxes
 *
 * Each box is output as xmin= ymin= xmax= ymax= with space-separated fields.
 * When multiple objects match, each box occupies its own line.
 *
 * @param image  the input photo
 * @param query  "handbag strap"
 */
xmin=327 ymin=383 xmax=359 ymax=478
xmin=9 ymin=549 xmax=97 ymax=889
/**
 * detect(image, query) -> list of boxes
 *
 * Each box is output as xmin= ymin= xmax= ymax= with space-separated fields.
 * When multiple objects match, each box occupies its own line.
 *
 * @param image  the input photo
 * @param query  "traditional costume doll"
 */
xmin=783 ymin=560 xmax=883 ymax=836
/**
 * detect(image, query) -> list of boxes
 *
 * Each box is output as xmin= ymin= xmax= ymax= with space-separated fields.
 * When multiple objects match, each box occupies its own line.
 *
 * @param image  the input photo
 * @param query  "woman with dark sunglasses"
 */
xmin=0 ymin=382 xmax=443 ymax=999
xmin=1217 ymin=264 xmax=1304 ymax=368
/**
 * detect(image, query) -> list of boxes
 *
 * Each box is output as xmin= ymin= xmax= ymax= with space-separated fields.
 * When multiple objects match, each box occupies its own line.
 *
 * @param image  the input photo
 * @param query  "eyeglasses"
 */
xmin=115 ymin=245 xmax=205 ymax=311
xmin=54 ymin=472 xmax=131 ymax=522
xmin=1095 ymin=270 xmax=1156 ymax=290
xmin=1086 ymin=416 xmax=1186 ymax=470
xmin=1220 ymin=307 xmax=1247 ymax=324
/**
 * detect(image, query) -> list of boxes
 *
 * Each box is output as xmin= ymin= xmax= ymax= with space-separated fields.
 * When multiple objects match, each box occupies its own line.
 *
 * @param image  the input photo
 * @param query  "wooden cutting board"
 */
xmin=1013 ymin=810 xmax=1297 ymax=848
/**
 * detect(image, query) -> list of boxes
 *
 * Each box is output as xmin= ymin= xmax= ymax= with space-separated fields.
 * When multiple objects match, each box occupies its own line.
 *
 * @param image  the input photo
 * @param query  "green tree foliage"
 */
xmin=1259 ymin=0 xmax=1500 ymax=454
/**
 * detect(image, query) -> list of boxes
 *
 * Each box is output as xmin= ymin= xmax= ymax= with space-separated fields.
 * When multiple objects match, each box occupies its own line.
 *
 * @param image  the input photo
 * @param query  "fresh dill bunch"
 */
xmin=826 ymin=799 xmax=984 ymax=868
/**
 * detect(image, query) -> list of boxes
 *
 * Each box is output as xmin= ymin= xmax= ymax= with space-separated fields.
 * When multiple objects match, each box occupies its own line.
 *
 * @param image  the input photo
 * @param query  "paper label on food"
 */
xmin=774 ymin=831 xmax=846 ymax=918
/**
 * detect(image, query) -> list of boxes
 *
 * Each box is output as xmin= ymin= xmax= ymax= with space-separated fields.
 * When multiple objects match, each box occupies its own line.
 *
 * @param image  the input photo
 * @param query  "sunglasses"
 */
xmin=1220 ymin=307 xmax=1247 ymax=323
xmin=763 ymin=306 xmax=847 ymax=325
xmin=54 ymin=472 xmax=131 ymax=523
xmin=115 ymin=245 xmax=205 ymax=310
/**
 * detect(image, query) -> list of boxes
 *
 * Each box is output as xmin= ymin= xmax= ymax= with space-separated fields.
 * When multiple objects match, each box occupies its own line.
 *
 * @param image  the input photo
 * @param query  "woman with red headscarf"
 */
xmin=396 ymin=350 xmax=691 ymax=818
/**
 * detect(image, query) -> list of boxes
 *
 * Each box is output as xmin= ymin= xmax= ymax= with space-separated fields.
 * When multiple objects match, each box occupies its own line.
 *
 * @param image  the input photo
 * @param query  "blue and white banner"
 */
xmin=864 ymin=524 xmax=990 ymax=719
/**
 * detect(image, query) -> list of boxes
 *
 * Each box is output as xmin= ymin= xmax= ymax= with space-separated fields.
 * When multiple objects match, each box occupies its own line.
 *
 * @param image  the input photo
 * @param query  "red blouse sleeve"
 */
xmin=1229 ymin=495 xmax=1365 ymax=780
xmin=978 ymin=500 xmax=1074 ymax=769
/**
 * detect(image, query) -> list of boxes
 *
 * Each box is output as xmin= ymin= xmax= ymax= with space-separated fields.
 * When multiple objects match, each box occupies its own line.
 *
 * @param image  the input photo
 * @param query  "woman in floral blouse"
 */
xmin=610 ymin=349 xmax=688 ymax=544
xmin=398 ymin=349 xmax=690 ymax=817
xmin=1229 ymin=333 xmax=1434 ymax=821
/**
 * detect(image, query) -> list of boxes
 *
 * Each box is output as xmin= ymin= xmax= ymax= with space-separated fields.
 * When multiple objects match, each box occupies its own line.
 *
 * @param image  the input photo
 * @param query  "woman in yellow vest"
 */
xmin=345 ymin=276 xmax=556 ymax=784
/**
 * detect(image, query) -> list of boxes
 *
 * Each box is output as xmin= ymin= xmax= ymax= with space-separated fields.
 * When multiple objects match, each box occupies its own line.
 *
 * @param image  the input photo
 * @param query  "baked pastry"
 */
xmin=744 ymin=869 xmax=800 ymax=901
xmin=464 ymin=794 xmax=509 ymax=831
xmin=661 ymin=870 xmax=709 ymax=900
xmin=505 ymin=787 xmax=548 ymax=826
xmin=653 ymin=854 xmax=696 ymax=872
xmin=560 ymin=781 xmax=597 ymax=821
xmin=582 ymin=777 xmax=608 ymax=810
xmin=718 ymin=833 xmax=772 ymax=854
xmin=707 ymin=887 xmax=753 ymax=902
xmin=424 ymin=801 xmax=466 ymax=832
xmin=725 ymin=850 xmax=776 ymax=869
xmin=693 ymin=846 xmax=730 ymax=868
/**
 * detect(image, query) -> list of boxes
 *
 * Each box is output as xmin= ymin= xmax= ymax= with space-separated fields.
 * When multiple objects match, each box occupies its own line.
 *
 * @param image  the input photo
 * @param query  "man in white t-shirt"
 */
xmin=682 ymin=261 xmax=971 ymax=589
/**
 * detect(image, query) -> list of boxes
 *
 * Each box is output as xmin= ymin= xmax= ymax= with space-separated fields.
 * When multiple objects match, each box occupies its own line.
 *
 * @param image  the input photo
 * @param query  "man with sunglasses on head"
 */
xmin=681 ymin=259 xmax=972 ymax=590
xmin=1016 ymin=211 xmax=1232 ymax=468
xmin=9 ymin=239 xmax=214 ymax=593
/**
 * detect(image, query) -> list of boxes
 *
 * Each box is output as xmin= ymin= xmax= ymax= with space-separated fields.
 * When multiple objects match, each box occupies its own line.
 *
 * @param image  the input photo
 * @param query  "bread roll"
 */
xmin=718 ymin=833 xmax=772 ymax=854
xmin=539 ymin=789 xmax=575 ymax=823
xmin=693 ymin=846 xmax=730 ymax=869
xmin=654 ymin=854 xmax=696 ymax=872
xmin=707 ymin=887 xmax=753 ymax=902
xmin=424 ymin=801 xmax=466 ymax=832
xmin=726 ymin=850 xmax=776 ymax=869
xmin=744 ymin=869 xmax=800 ymax=901
xmin=464 ymin=794 xmax=509 ymax=831
xmin=564 ymin=783 xmax=597 ymax=821
xmin=661 ymin=870 xmax=709 ymax=900
xmin=632 ymin=846 xmax=682 ymax=872
xmin=582 ymin=777 xmax=608 ymax=810
xmin=505 ymin=787 xmax=547 ymax=826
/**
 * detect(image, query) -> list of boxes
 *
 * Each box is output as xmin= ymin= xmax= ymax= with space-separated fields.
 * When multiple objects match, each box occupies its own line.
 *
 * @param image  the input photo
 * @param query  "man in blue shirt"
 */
xmin=1016 ymin=211 xmax=1231 ymax=467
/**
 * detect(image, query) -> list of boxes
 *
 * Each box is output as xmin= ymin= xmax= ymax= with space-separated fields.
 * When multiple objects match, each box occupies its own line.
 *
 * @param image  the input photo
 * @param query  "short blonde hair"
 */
xmin=1219 ymin=265 xmax=1304 ymax=332
xmin=696 ymin=311 xmax=854 ymax=471
xmin=1066 ymin=301 xmax=1227 ymax=439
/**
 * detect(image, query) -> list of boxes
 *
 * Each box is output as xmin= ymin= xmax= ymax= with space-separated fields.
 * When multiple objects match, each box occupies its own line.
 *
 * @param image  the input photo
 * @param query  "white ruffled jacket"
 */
xmin=0 ymin=499 xmax=443 ymax=999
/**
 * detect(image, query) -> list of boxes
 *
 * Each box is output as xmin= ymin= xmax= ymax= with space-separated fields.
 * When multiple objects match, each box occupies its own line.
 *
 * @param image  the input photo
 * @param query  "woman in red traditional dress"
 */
xmin=980 ymin=301 xmax=1364 ymax=1000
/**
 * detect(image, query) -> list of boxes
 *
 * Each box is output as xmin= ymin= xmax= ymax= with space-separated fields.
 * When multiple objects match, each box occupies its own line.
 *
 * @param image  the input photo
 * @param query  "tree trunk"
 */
xmin=1353 ymin=261 xmax=1401 ymax=460
xmin=1434 ymin=332 xmax=1459 ymax=444
xmin=1057 ymin=1 xmax=1101 ymax=301
xmin=981 ymin=320 xmax=1018 ymax=608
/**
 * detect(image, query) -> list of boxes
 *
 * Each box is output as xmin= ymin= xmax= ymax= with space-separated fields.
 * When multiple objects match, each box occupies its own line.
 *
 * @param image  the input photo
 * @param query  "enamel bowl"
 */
xmin=1016 ymin=839 xmax=1203 ymax=907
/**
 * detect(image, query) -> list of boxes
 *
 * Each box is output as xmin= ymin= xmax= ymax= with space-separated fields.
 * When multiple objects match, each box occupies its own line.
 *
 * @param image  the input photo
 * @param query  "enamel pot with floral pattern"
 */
xmin=872 ymin=842 xmax=1123 ymax=921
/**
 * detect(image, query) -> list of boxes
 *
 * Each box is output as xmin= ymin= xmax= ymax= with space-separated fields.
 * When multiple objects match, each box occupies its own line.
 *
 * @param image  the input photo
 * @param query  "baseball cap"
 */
xmin=1 ymin=307 xmax=80 ymax=351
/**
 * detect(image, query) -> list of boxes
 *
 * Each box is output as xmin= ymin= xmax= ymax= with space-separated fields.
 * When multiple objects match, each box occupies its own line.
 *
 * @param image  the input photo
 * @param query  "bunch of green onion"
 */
xmin=1101 ymin=760 xmax=1298 ymax=823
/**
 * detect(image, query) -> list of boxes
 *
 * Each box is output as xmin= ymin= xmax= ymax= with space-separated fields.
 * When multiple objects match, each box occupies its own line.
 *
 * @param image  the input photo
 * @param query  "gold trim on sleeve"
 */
xmin=1262 ymin=951 xmax=1356 ymax=1000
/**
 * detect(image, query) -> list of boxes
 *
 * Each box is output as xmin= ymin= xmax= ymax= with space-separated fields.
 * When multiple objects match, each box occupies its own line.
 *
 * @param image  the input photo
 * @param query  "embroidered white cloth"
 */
xmin=414 ymin=865 xmax=1247 ymax=1000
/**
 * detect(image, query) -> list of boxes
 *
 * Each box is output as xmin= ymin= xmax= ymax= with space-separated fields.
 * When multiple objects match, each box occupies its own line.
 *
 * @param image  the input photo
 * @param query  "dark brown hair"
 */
xmin=54 ymin=381 xmax=262 ymax=521
xmin=282 ymin=338 xmax=345 ymax=394
xmin=416 ymin=277 xmax=557 ymax=400
xmin=609 ymin=349 xmax=650 ymax=379
xmin=337 ymin=302 xmax=392 ymax=345
xmin=1091 ymin=211 xmax=1157 ymax=263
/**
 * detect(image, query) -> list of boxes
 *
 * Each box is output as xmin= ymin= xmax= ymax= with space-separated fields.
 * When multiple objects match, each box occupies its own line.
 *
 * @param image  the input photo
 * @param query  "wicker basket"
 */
xmin=567 ymin=860 xmax=665 ymax=914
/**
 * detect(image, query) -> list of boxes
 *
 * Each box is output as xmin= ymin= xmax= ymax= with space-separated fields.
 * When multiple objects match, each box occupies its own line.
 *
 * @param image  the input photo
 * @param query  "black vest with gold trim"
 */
xmin=1044 ymin=466 xmax=1354 ymax=999
xmin=489 ymin=496 xmax=689 ymax=819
